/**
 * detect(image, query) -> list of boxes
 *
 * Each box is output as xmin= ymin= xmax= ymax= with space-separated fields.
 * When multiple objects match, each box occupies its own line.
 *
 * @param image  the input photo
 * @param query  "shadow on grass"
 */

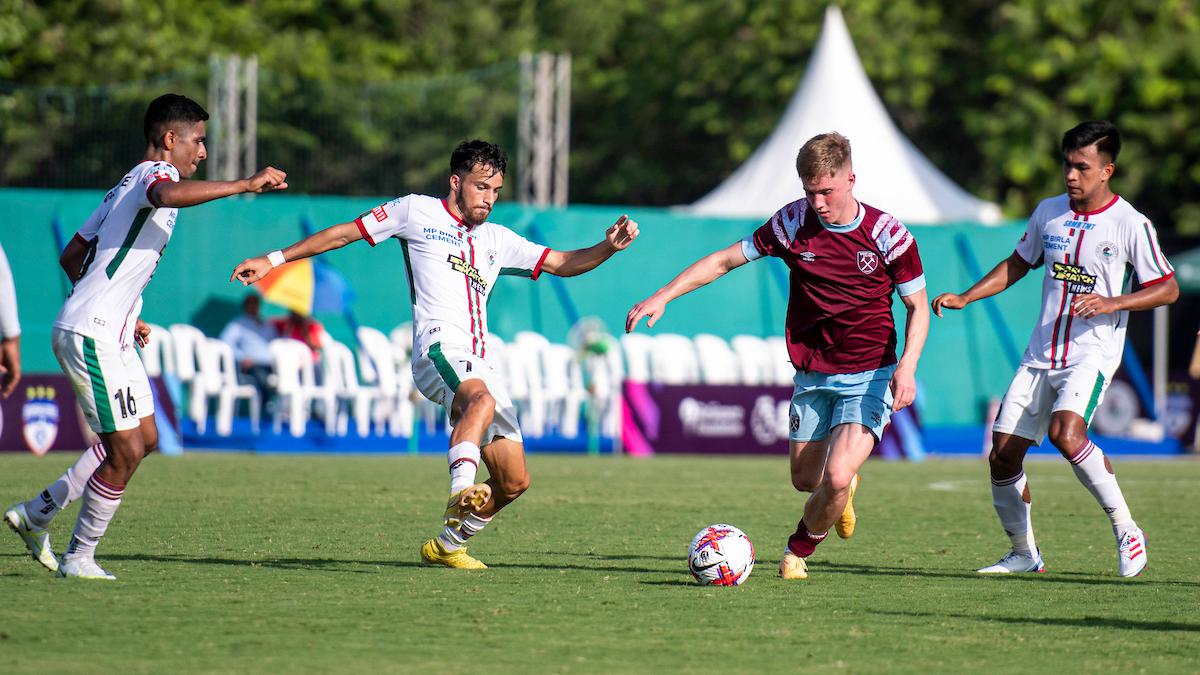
xmin=638 ymin=580 xmax=698 ymax=587
xmin=871 ymin=609 xmax=1200 ymax=633
xmin=815 ymin=561 xmax=1200 ymax=588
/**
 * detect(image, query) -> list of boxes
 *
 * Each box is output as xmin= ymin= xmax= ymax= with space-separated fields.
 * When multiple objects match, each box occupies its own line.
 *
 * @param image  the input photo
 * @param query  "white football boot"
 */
xmin=58 ymin=557 xmax=116 ymax=581
xmin=1116 ymin=527 xmax=1147 ymax=578
xmin=4 ymin=503 xmax=60 ymax=573
xmin=977 ymin=548 xmax=1045 ymax=574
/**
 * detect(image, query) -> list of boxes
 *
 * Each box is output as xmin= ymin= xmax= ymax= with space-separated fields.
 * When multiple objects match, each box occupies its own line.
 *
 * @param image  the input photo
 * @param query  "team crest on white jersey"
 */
xmin=1096 ymin=241 xmax=1118 ymax=263
xmin=21 ymin=385 xmax=59 ymax=456
xmin=856 ymin=250 xmax=879 ymax=274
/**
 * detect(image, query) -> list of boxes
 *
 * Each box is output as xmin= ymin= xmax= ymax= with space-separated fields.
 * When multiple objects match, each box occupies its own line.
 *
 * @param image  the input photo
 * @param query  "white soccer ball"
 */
xmin=687 ymin=524 xmax=755 ymax=586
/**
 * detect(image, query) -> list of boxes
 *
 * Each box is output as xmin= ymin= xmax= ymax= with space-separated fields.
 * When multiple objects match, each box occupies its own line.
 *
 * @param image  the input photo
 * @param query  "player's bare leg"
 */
xmin=978 ymin=432 xmax=1044 ymax=574
xmin=61 ymin=415 xmax=156 ymax=580
xmin=442 ymin=379 xmax=495 ymax=526
xmin=780 ymin=438 xmax=829 ymax=579
xmin=781 ymin=425 xmax=874 ymax=579
xmin=1048 ymin=411 xmax=1144 ymax=577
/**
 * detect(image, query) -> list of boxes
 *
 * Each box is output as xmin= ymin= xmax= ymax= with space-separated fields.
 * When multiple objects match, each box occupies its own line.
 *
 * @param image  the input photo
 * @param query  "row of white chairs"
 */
xmin=137 ymin=322 xmax=793 ymax=439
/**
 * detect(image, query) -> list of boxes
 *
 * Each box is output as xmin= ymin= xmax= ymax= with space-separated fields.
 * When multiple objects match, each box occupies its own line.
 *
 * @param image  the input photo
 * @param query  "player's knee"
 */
xmin=823 ymin=468 xmax=856 ymax=494
xmin=463 ymin=390 xmax=496 ymax=421
xmin=1048 ymin=427 xmax=1085 ymax=456
xmin=791 ymin=471 xmax=820 ymax=492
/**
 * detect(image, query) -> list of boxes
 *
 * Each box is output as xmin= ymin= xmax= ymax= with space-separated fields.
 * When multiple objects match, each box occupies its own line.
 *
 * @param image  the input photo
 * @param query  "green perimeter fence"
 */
xmin=0 ymin=187 xmax=1039 ymax=427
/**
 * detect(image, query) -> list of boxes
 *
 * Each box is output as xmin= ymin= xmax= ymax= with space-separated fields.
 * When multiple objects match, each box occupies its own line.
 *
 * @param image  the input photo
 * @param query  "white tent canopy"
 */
xmin=689 ymin=6 xmax=1002 ymax=225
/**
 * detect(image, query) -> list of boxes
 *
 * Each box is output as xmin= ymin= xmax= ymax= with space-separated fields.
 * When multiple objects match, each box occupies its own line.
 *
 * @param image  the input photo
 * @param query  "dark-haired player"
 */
xmin=231 ymin=140 xmax=638 ymax=569
xmin=4 ymin=93 xmax=287 ymax=580
xmin=627 ymin=132 xmax=929 ymax=581
xmin=933 ymin=120 xmax=1178 ymax=577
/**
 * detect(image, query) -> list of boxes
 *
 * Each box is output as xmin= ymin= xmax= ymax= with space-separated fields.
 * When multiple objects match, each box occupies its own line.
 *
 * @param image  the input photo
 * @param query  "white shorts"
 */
xmin=992 ymin=363 xmax=1110 ymax=443
xmin=412 ymin=342 xmax=522 ymax=444
xmin=52 ymin=327 xmax=154 ymax=435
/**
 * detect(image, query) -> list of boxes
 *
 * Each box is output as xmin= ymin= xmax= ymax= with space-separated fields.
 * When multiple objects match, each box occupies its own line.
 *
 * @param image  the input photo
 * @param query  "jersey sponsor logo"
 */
xmin=371 ymin=205 xmax=387 ymax=222
xmin=22 ymin=385 xmax=59 ymax=456
xmin=1042 ymin=233 xmax=1071 ymax=252
xmin=1051 ymin=262 xmax=1097 ymax=294
xmin=856 ymin=250 xmax=879 ymax=274
xmin=798 ymin=251 xmax=816 ymax=262
xmin=447 ymin=254 xmax=488 ymax=293
xmin=422 ymin=226 xmax=463 ymax=246
xmin=1065 ymin=219 xmax=1095 ymax=231
xmin=1095 ymin=241 xmax=1118 ymax=263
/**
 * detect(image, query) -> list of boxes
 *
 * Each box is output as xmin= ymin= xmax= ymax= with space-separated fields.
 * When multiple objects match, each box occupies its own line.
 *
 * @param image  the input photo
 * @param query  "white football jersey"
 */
xmin=54 ymin=161 xmax=180 ymax=347
xmin=1014 ymin=194 xmax=1174 ymax=372
xmin=356 ymin=194 xmax=549 ymax=358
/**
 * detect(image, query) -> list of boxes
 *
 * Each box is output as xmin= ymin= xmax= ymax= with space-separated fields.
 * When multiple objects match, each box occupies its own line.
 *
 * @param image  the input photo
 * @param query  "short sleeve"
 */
xmin=1124 ymin=220 xmax=1175 ymax=286
xmin=0 ymin=242 xmax=19 ymax=338
xmin=75 ymin=201 xmax=107 ymax=241
xmin=747 ymin=215 xmax=785 ymax=260
xmin=142 ymin=161 xmax=180 ymax=207
xmin=356 ymin=196 xmax=414 ymax=246
xmin=871 ymin=213 xmax=925 ymax=296
xmin=1014 ymin=207 xmax=1044 ymax=267
xmin=496 ymin=226 xmax=550 ymax=280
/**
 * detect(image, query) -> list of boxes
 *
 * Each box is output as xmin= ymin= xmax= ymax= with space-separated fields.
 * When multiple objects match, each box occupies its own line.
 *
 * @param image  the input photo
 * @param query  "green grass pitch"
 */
xmin=1 ymin=453 xmax=1198 ymax=673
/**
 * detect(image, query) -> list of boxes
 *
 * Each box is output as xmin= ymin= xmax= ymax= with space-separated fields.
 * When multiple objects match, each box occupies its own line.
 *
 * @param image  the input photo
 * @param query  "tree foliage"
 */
xmin=2 ymin=0 xmax=1198 ymax=230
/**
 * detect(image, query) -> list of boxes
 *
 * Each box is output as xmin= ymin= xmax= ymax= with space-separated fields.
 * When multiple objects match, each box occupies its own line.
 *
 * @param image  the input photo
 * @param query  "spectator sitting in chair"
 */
xmin=219 ymin=294 xmax=276 ymax=411
xmin=271 ymin=309 xmax=324 ymax=363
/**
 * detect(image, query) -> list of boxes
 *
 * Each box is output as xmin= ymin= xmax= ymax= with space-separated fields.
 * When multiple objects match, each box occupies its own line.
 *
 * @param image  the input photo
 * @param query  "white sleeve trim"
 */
xmin=896 ymin=274 xmax=926 ymax=297
xmin=740 ymin=237 xmax=763 ymax=262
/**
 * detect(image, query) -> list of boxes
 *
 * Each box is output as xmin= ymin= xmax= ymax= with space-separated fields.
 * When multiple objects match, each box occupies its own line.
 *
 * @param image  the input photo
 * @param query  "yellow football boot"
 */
xmin=443 ymin=483 xmax=492 ymax=528
xmin=778 ymin=552 xmax=809 ymax=580
xmin=835 ymin=473 xmax=860 ymax=539
xmin=420 ymin=538 xmax=488 ymax=570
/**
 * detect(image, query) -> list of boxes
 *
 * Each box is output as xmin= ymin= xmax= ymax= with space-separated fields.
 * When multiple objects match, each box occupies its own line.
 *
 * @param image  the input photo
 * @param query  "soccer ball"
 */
xmin=687 ymin=524 xmax=755 ymax=586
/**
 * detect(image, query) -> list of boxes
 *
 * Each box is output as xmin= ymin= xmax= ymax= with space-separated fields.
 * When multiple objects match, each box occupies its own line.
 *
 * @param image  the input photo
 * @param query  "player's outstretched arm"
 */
xmin=151 ymin=167 xmax=288 ymax=209
xmin=625 ymin=241 xmax=748 ymax=333
xmin=230 ymin=221 xmax=363 ymax=286
xmin=931 ymin=252 xmax=1032 ymax=317
xmin=1072 ymin=275 xmax=1179 ymax=319
xmin=540 ymin=215 xmax=639 ymax=277
xmin=891 ymin=288 xmax=930 ymax=411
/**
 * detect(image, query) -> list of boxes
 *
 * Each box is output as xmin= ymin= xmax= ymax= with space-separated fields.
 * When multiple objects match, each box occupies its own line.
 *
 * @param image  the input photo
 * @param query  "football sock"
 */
xmin=435 ymin=513 xmax=493 ymax=553
xmin=991 ymin=471 xmax=1037 ymax=555
xmin=64 ymin=472 xmax=124 ymax=561
xmin=786 ymin=520 xmax=827 ymax=558
xmin=436 ymin=525 xmax=467 ymax=552
xmin=24 ymin=442 xmax=107 ymax=528
xmin=1067 ymin=440 xmax=1135 ymax=535
xmin=447 ymin=442 xmax=482 ymax=493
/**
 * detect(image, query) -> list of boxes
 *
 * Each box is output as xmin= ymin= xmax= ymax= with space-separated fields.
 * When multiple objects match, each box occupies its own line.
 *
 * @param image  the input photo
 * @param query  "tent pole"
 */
xmin=1154 ymin=306 xmax=1167 ymax=422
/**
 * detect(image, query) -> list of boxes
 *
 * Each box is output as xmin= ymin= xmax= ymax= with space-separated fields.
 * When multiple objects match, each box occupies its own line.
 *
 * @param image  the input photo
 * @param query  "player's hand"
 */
xmin=243 ymin=167 xmax=288 ymax=194
xmin=890 ymin=363 xmax=917 ymax=412
xmin=626 ymin=295 xmax=667 ymax=333
xmin=606 ymin=215 xmax=639 ymax=251
xmin=0 ymin=336 xmax=20 ymax=399
xmin=134 ymin=320 xmax=152 ymax=348
xmin=931 ymin=292 xmax=968 ymax=318
xmin=231 ymin=256 xmax=273 ymax=285
xmin=1072 ymin=293 xmax=1118 ymax=318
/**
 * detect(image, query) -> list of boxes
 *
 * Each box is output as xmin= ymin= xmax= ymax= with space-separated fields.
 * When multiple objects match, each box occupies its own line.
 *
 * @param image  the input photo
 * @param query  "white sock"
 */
xmin=64 ymin=473 xmax=124 ymax=561
xmin=1068 ymin=440 xmax=1135 ymax=535
xmin=435 ymin=513 xmax=494 ymax=553
xmin=991 ymin=471 xmax=1037 ymax=555
xmin=25 ymin=443 xmax=107 ymax=528
xmin=448 ymin=442 xmax=481 ymax=493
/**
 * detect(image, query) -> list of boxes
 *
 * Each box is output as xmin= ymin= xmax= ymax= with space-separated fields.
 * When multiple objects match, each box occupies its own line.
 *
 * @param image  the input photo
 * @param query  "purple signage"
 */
xmin=622 ymin=382 xmax=794 ymax=455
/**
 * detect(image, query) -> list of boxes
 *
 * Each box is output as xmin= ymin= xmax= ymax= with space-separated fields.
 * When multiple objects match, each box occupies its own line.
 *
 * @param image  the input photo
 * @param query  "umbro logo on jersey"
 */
xmin=856 ymin=250 xmax=879 ymax=274
xmin=371 ymin=205 xmax=387 ymax=222
xmin=798 ymin=251 xmax=816 ymax=262
xmin=447 ymin=254 xmax=488 ymax=293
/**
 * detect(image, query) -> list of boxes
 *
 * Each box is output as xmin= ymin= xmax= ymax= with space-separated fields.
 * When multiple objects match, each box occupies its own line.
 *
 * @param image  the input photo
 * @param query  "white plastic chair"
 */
xmin=730 ymin=334 xmax=771 ymax=385
xmin=357 ymin=326 xmax=414 ymax=438
xmin=138 ymin=322 xmax=174 ymax=378
xmin=270 ymin=338 xmax=336 ymax=437
xmin=513 ymin=331 xmax=551 ymax=438
xmin=619 ymin=333 xmax=654 ymax=383
xmin=649 ymin=333 xmax=700 ymax=384
xmin=323 ymin=339 xmax=379 ymax=437
xmin=766 ymin=336 xmax=796 ymax=385
xmin=693 ymin=334 xmax=741 ymax=384
xmin=168 ymin=323 xmax=205 ymax=384
xmin=192 ymin=338 xmax=260 ymax=436
xmin=540 ymin=343 xmax=587 ymax=438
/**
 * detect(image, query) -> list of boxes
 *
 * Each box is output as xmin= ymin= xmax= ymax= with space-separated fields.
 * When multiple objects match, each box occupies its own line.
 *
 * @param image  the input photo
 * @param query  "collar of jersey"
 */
xmin=441 ymin=198 xmax=478 ymax=230
xmin=816 ymin=201 xmax=865 ymax=233
xmin=1069 ymin=193 xmax=1119 ymax=217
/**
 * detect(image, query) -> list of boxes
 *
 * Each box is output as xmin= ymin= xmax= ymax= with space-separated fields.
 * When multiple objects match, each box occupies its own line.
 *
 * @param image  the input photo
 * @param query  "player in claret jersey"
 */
xmin=627 ymin=133 xmax=929 ymax=581
xmin=231 ymin=140 xmax=638 ymax=569
xmin=933 ymin=121 xmax=1179 ymax=577
xmin=4 ymin=94 xmax=287 ymax=580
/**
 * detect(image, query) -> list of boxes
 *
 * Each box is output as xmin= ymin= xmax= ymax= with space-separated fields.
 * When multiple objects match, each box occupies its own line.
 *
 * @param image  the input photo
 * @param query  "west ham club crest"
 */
xmin=856 ymin=250 xmax=879 ymax=274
